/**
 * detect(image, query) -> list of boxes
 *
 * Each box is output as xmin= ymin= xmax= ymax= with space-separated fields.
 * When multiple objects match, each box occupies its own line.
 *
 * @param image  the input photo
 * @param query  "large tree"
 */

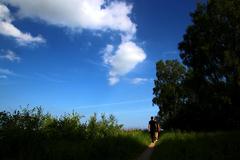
xmin=153 ymin=0 xmax=240 ymax=130
xmin=178 ymin=0 xmax=240 ymax=129
xmin=152 ymin=60 xmax=186 ymax=129
xmin=179 ymin=0 xmax=240 ymax=106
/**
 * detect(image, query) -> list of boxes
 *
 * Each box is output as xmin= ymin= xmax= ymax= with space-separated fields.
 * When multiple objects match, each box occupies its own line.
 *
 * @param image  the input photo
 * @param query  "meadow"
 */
xmin=0 ymin=107 xmax=150 ymax=160
xmin=151 ymin=131 xmax=240 ymax=160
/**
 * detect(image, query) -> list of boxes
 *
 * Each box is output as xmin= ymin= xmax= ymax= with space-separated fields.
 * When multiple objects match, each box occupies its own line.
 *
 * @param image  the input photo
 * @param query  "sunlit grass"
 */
xmin=152 ymin=131 xmax=240 ymax=160
xmin=122 ymin=129 xmax=150 ymax=145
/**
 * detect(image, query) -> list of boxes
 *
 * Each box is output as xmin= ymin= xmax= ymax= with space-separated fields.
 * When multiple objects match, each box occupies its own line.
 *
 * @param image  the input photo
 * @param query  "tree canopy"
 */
xmin=153 ymin=0 xmax=240 ymax=131
xmin=152 ymin=60 xmax=186 ymax=129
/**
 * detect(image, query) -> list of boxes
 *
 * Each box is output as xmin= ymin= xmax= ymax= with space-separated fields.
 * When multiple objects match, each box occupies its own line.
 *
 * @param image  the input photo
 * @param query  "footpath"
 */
xmin=136 ymin=141 xmax=156 ymax=160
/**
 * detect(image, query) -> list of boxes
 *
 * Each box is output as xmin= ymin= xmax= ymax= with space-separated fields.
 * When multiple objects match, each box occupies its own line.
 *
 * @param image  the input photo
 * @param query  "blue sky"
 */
xmin=0 ymin=0 xmax=199 ymax=128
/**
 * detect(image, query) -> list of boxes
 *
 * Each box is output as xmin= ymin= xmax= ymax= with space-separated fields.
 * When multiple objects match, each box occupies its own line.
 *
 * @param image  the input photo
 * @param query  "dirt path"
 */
xmin=136 ymin=141 xmax=156 ymax=160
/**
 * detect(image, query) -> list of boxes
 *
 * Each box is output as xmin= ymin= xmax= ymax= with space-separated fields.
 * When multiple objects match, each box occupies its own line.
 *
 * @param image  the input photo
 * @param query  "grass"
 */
xmin=0 ymin=107 xmax=150 ymax=160
xmin=122 ymin=129 xmax=150 ymax=146
xmin=151 ymin=131 xmax=240 ymax=160
xmin=120 ymin=129 xmax=151 ymax=158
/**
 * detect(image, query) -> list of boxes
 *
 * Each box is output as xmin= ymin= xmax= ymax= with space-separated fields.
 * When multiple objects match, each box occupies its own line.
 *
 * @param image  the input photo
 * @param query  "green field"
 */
xmin=0 ymin=107 xmax=150 ymax=160
xmin=3 ymin=108 xmax=240 ymax=160
xmin=152 ymin=131 xmax=240 ymax=160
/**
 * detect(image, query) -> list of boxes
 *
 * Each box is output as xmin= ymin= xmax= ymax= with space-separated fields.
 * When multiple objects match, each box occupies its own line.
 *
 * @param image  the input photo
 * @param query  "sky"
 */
xmin=0 ymin=0 xmax=200 ymax=128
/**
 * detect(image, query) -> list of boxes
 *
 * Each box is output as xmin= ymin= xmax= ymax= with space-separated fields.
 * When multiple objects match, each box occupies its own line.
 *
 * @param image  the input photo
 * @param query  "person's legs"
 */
xmin=150 ymin=132 xmax=155 ymax=142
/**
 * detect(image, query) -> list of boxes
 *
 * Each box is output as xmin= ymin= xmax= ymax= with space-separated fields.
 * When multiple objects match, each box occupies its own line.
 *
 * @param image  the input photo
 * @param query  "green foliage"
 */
xmin=0 ymin=107 xmax=149 ymax=160
xmin=153 ymin=0 xmax=240 ymax=131
xmin=152 ymin=60 xmax=187 ymax=129
xmin=179 ymin=0 xmax=240 ymax=104
xmin=151 ymin=131 xmax=240 ymax=160
xmin=87 ymin=113 xmax=123 ymax=139
xmin=0 ymin=107 xmax=44 ymax=131
xmin=178 ymin=0 xmax=240 ymax=129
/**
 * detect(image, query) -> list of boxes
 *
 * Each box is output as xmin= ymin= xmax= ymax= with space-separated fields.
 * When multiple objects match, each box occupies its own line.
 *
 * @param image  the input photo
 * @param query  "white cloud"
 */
xmin=0 ymin=75 xmax=7 ymax=79
xmin=0 ymin=3 xmax=45 ymax=45
xmin=103 ymin=44 xmax=114 ymax=64
xmin=0 ymin=50 xmax=21 ymax=62
xmin=2 ymin=0 xmax=136 ymax=37
xmin=0 ymin=2 xmax=11 ymax=22
xmin=131 ymin=78 xmax=148 ymax=85
xmin=0 ymin=68 xmax=15 ymax=78
xmin=2 ymin=0 xmax=147 ymax=85
xmin=35 ymin=73 xmax=65 ymax=83
xmin=109 ymin=76 xmax=120 ymax=86
xmin=103 ymin=41 xmax=146 ymax=85
xmin=75 ymin=98 xmax=151 ymax=109
xmin=0 ymin=68 xmax=15 ymax=75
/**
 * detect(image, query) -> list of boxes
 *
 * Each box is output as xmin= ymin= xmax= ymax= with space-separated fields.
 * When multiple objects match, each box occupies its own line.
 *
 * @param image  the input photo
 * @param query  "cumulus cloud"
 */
xmin=2 ymin=0 xmax=136 ymax=36
xmin=2 ymin=0 xmax=147 ymax=85
xmin=103 ymin=41 xmax=146 ymax=85
xmin=0 ymin=2 xmax=11 ymax=21
xmin=131 ymin=78 xmax=148 ymax=85
xmin=0 ymin=50 xmax=21 ymax=62
xmin=0 ymin=3 xmax=45 ymax=45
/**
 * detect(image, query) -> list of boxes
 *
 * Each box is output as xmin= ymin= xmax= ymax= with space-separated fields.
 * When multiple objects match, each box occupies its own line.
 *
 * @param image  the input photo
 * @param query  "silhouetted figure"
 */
xmin=148 ymin=116 xmax=157 ymax=143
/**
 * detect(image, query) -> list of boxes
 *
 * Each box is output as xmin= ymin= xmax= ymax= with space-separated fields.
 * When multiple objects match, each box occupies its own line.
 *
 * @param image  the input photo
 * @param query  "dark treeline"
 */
xmin=153 ymin=0 xmax=240 ymax=131
xmin=0 ymin=107 xmax=149 ymax=160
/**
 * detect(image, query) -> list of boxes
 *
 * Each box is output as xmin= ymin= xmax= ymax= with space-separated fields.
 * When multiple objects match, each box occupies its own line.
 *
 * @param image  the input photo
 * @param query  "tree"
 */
xmin=153 ymin=0 xmax=240 ymax=130
xmin=178 ymin=0 xmax=240 ymax=129
xmin=152 ymin=60 xmax=186 ymax=129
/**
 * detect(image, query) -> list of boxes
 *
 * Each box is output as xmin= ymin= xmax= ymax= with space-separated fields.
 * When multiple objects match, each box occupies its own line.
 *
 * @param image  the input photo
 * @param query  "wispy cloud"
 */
xmin=104 ymin=107 xmax=156 ymax=115
xmin=131 ymin=77 xmax=149 ymax=85
xmin=0 ymin=50 xmax=21 ymax=62
xmin=0 ymin=68 xmax=16 ymax=79
xmin=0 ymin=3 xmax=45 ymax=45
xmin=0 ymin=75 xmax=7 ymax=79
xmin=0 ymin=68 xmax=15 ymax=75
xmin=35 ymin=73 xmax=65 ymax=83
xmin=75 ymin=98 xmax=151 ymax=109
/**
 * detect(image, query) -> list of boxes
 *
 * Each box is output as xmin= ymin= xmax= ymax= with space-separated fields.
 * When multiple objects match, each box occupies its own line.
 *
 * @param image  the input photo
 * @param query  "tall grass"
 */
xmin=152 ymin=131 xmax=240 ymax=160
xmin=0 ymin=107 xmax=150 ymax=160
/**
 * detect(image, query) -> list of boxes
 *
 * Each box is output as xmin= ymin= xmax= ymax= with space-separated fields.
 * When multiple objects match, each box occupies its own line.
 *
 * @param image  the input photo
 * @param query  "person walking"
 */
xmin=148 ymin=116 xmax=157 ymax=143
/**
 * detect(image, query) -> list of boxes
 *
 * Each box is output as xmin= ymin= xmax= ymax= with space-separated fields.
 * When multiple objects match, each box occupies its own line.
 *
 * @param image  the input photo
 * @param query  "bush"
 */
xmin=0 ymin=107 xmax=149 ymax=160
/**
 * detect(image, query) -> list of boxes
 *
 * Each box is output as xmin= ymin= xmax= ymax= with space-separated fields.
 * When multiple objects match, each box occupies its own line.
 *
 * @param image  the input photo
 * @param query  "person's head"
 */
xmin=151 ymin=116 xmax=153 ymax=120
